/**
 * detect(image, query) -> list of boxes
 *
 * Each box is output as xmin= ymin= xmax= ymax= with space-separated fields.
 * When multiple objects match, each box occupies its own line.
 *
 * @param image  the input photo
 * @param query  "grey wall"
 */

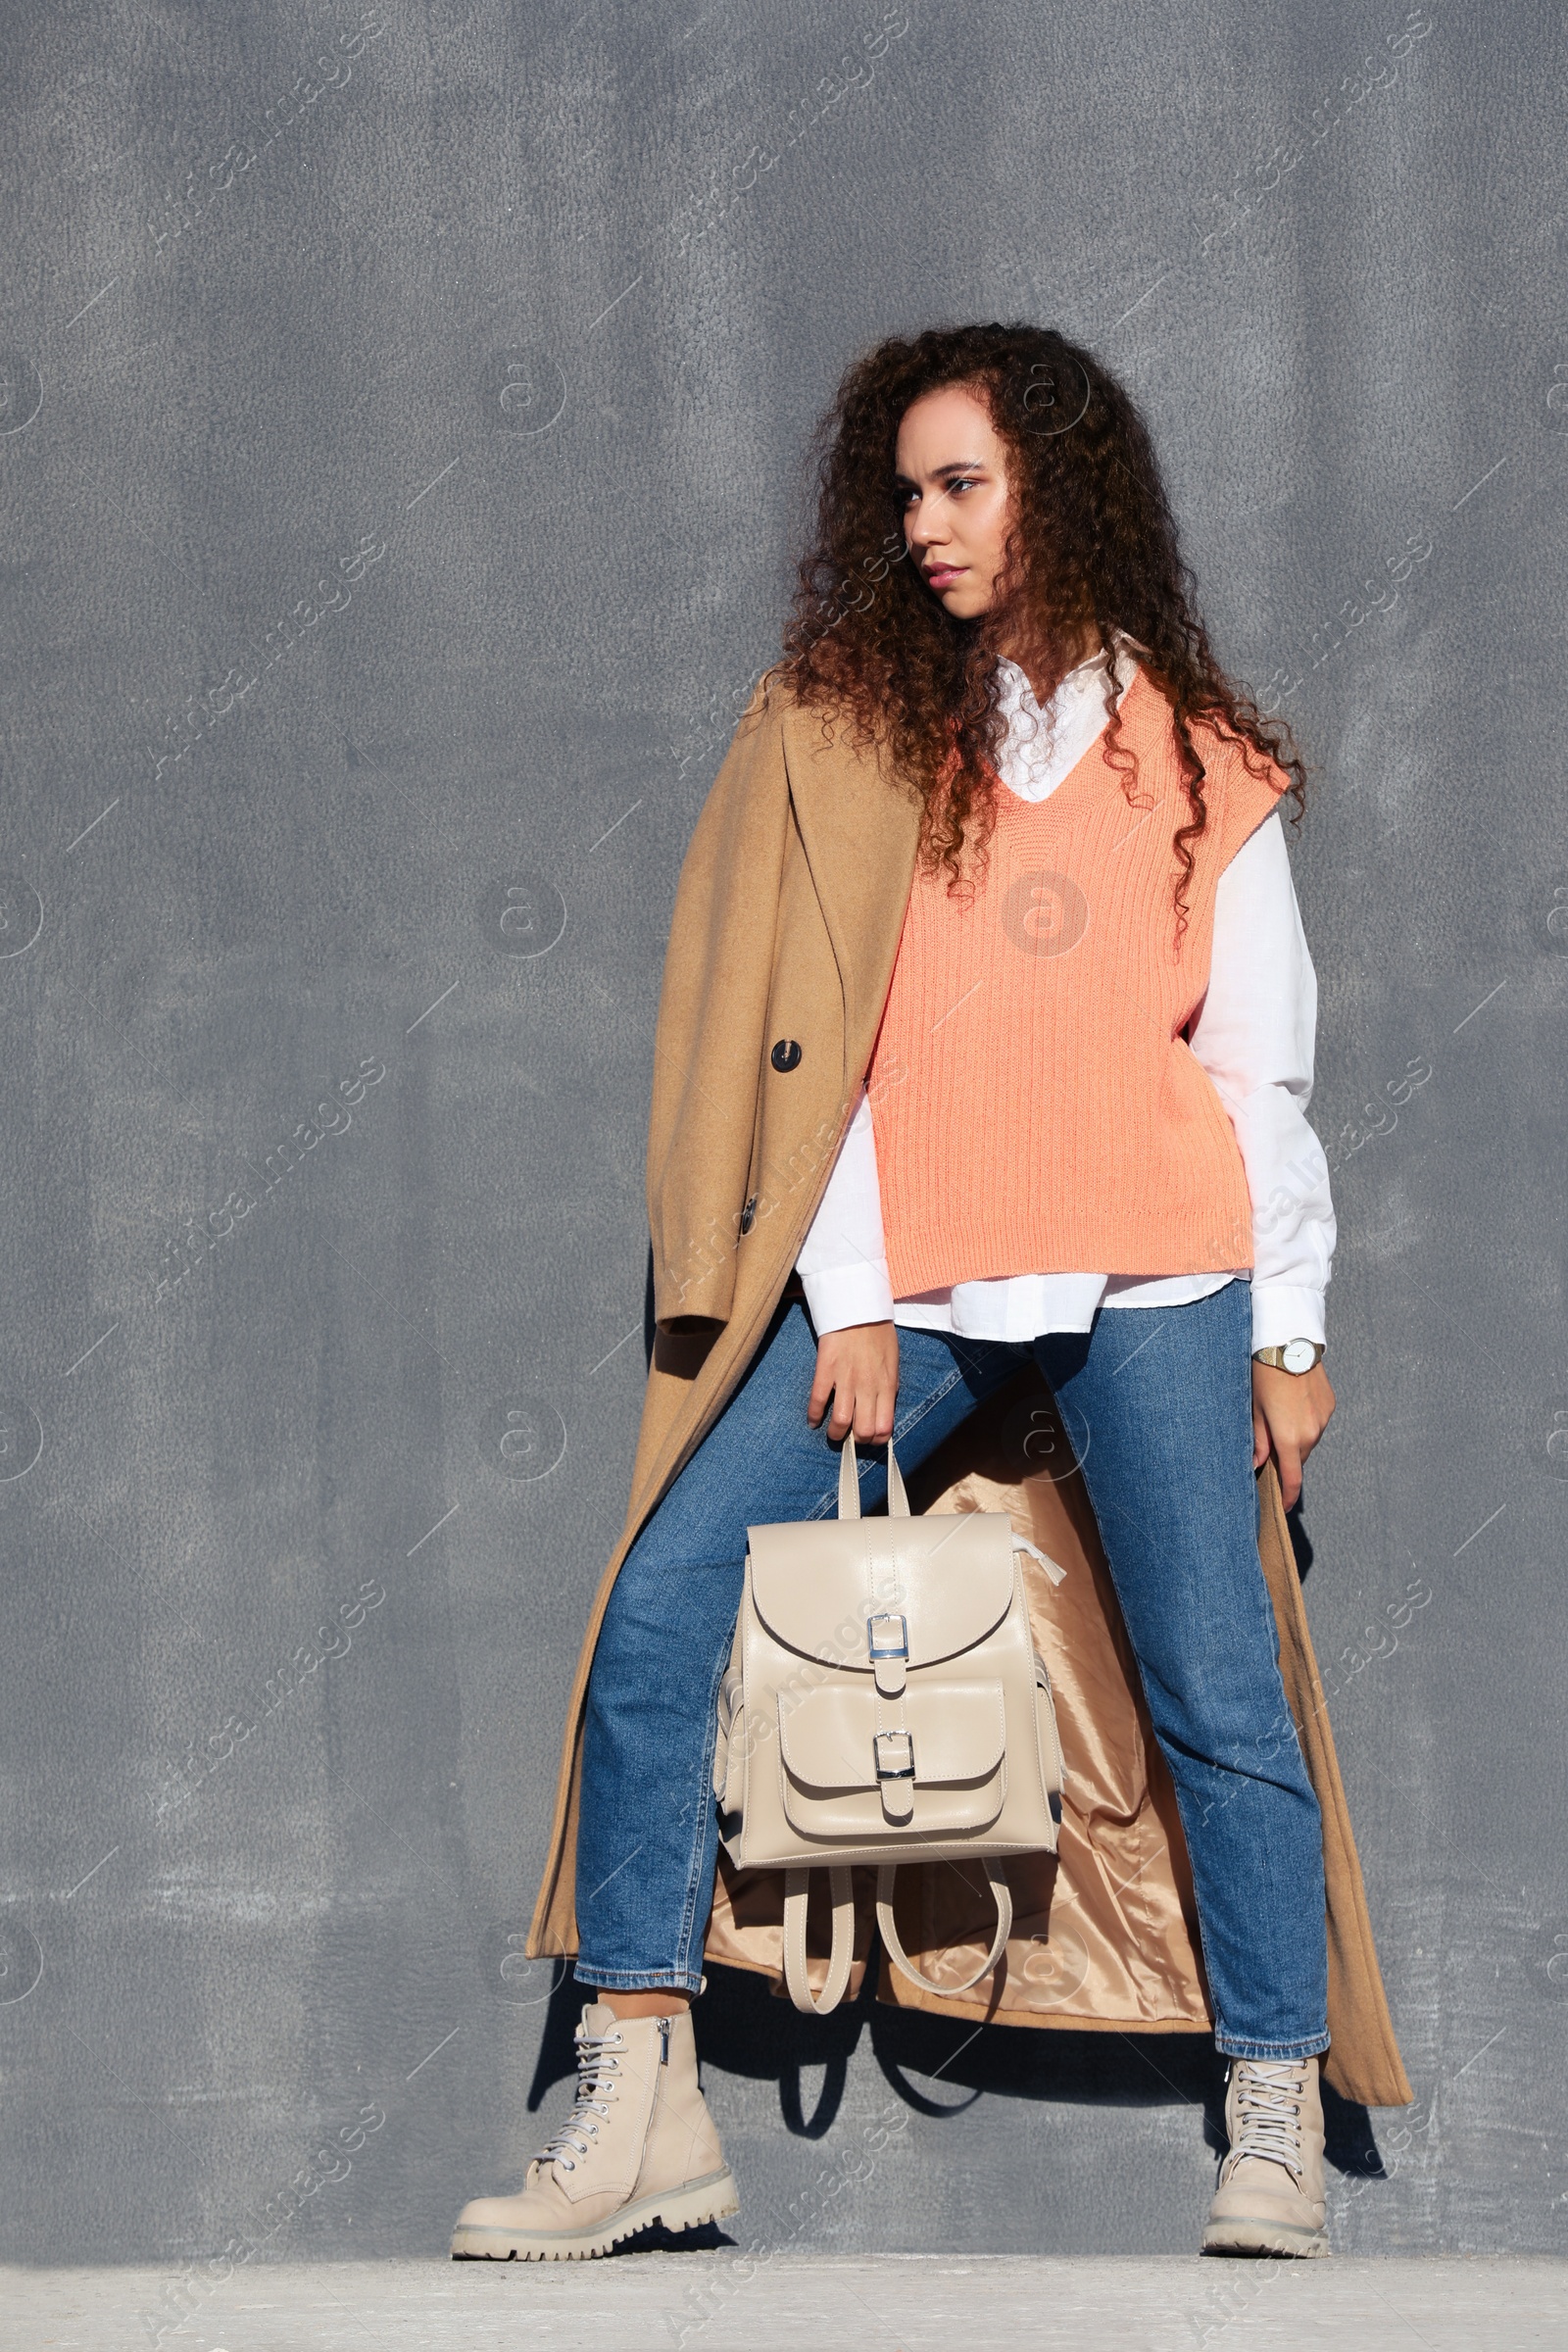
xmin=2 ymin=0 xmax=1563 ymax=2305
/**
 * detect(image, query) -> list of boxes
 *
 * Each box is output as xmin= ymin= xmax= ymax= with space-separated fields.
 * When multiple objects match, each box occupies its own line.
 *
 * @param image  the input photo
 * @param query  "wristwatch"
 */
xmin=1252 ymin=1340 xmax=1325 ymax=1374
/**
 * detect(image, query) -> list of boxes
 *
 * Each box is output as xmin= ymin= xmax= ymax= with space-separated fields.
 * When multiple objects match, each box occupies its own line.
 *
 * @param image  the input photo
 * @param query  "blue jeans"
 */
xmin=575 ymin=1277 xmax=1329 ymax=2061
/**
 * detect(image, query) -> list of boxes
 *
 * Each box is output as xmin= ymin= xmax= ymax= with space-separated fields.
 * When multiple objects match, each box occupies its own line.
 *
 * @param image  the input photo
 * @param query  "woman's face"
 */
xmin=895 ymin=382 xmax=1016 ymax=621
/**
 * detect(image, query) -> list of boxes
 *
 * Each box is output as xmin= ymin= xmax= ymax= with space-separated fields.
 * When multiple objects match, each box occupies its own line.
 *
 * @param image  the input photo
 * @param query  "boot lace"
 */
xmin=1225 ymin=2059 xmax=1307 ymax=2181
xmin=533 ymin=2022 xmax=624 ymax=2175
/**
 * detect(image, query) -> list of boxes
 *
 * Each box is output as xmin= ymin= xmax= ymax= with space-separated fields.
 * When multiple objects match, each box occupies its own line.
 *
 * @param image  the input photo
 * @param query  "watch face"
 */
xmin=1282 ymin=1338 xmax=1316 ymax=1374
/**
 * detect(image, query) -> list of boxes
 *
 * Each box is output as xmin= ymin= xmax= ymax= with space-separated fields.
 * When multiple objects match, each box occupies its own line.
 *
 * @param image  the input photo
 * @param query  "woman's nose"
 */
xmin=908 ymin=493 xmax=949 ymax=546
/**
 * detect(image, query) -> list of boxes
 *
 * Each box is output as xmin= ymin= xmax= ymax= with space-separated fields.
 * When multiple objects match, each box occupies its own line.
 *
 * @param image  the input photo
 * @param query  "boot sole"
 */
xmin=450 ymin=2167 xmax=740 ymax=2261
xmin=1201 ymin=2215 xmax=1329 ymax=2258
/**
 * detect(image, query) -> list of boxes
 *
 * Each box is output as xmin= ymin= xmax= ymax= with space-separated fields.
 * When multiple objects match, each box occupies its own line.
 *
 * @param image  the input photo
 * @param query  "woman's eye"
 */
xmin=900 ymin=476 xmax=975 ymax=510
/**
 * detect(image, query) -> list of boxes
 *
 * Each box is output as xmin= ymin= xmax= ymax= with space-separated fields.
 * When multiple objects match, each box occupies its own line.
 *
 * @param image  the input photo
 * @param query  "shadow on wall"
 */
xmin=526 ymin=1964 xmax=1386 ymax=2182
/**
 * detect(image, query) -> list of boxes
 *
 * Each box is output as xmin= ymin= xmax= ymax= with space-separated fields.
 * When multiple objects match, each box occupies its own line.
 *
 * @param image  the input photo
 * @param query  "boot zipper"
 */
xmin=658 ymin=2017 xmax=670 ymax=2065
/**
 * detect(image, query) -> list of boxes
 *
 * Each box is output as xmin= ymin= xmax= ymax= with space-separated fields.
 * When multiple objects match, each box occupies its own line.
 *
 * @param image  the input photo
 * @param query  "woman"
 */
xmin=452 ymin=324 xmax=1402 ymax=2263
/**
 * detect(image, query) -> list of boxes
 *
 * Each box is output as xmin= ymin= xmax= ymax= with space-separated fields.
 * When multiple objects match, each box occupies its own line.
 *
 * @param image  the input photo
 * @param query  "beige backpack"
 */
xmin=712 ymin=1432 xmax=1065 ymax=2015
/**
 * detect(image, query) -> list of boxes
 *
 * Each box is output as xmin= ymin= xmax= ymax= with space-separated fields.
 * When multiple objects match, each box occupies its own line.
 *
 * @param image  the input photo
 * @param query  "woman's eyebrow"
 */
xmin=893 ymin=458 xmax=991 ymax=486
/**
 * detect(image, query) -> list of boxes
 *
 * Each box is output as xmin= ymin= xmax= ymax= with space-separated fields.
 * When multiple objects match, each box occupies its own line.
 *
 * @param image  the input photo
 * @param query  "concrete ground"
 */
xmin=2 ymin=2255 xmax=1564 ymax=2351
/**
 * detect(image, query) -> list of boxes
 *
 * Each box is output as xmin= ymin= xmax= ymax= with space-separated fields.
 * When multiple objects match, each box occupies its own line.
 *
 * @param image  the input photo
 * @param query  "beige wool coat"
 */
xmin=526 ymin=678 xmax=1413 ymax=2111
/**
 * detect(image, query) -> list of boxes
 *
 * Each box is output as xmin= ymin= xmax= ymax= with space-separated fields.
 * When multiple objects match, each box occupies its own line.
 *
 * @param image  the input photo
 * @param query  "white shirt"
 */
xmin=794 ymin=649 xmax=1335 ymax=1351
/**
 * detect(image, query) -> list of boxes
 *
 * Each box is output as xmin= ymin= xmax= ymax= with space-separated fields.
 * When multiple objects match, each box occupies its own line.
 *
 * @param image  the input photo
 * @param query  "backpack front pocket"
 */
xmin=777 ymin=1680 xmax=1007 ymax=1839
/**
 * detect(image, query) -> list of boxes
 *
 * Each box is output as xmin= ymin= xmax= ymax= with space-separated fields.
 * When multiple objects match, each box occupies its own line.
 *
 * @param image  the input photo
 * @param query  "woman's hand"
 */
xmin=1251 ymin=1359 xmax=1336 ymax=1512
xmin=808 ymin=1321 xmax=900 ymax=1445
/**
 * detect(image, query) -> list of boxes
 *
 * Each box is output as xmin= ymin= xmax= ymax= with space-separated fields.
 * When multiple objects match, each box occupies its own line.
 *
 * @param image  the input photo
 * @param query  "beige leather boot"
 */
xmin=451 ymin=2001 xmax=739 ymax=2261
xmin=1201 ymin=2054 xmax=1329 ymax=2257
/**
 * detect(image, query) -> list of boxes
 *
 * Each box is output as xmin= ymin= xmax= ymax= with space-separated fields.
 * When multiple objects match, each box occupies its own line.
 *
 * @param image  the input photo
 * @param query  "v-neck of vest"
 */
xmin=988 ymin=659 xmax=1154 ymax=828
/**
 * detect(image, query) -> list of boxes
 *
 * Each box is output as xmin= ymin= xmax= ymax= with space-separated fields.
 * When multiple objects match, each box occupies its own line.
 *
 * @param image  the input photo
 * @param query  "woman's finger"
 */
xmin=1252 ymin=1401 xmax=1271 ymax=1470
xmin=1275 ymin=1438 xmax=1303 ymax=1511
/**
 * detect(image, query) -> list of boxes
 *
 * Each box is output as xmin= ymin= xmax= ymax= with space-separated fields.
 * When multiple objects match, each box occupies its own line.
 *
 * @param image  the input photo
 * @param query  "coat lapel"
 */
xmin=780 ymin=704 xmax=925 ymax=1052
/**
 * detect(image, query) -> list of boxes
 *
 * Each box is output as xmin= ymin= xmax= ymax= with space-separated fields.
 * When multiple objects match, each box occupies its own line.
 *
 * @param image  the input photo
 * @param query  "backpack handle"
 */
xmin=837 ymin=1429 xmax=910 ymax=1522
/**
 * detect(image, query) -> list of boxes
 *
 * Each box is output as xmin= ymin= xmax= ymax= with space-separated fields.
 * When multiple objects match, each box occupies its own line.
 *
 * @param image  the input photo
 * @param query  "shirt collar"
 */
xmin=995 ymin=629 xmax=1138 ymax=720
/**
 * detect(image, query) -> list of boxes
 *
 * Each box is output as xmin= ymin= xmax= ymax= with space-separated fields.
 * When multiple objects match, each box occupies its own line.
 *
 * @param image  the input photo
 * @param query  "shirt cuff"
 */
xmin=1250 ymin=1283 xmax=1327 ymax=1352
xmin=799 ymin=1258 xmax=896 ymax=1336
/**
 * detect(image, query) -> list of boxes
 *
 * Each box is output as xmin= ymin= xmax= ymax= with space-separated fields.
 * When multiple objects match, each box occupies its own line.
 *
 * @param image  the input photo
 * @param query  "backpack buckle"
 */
xmin=866 ymin=1613 xmax=908 ymax=1661
xmin=874 ymin=1730 xmax=915 ymax=1781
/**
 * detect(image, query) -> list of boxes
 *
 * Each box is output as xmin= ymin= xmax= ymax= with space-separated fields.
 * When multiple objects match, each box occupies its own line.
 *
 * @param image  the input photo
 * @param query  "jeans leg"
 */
xmin=1033 ymin=1281 xmax=1329 ymax=2060
xmin=575 ymin=1296 xmax=1027 ymax=1992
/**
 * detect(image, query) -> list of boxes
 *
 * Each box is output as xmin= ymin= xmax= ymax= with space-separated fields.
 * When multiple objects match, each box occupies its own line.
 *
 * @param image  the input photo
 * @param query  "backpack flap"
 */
xmin=744 ymin=1508 xmax=1016 ymax=1675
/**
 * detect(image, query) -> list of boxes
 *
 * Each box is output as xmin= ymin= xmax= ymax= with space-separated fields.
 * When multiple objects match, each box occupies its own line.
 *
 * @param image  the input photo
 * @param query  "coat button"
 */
xmin=739 ymin=1195 xmax=758 ymax=1235
xmin=770 ymin=1039 xmax=803 ymax=1072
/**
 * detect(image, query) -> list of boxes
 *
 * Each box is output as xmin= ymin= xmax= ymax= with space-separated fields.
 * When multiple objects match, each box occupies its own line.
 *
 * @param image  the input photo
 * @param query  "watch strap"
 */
xmin=1252 ymin=1341 xmax=1325 ymax=1373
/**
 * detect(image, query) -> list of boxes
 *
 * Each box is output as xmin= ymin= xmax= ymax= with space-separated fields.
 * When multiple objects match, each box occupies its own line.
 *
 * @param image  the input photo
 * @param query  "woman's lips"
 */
xmin=924 ymin=564 xmax=964 ymax=588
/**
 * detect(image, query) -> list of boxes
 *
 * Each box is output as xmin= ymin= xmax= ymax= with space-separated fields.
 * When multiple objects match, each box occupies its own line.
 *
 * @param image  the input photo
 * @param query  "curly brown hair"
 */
xmin=772 ymin=322 xmax=1306 ymax=935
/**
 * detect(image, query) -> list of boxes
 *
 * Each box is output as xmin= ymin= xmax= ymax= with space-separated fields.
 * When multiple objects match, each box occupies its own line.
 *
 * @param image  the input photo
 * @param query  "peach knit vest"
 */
xmin=865 ymin=666 xmax=1290 ymax=1297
